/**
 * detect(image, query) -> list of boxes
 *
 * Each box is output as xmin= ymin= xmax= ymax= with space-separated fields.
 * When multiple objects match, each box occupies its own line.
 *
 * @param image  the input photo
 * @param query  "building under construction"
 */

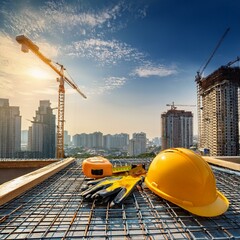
xmin=161 ymin=109 xmax=193 ymax=150
xmin=197 ymin=66 xmax=240 ymax=156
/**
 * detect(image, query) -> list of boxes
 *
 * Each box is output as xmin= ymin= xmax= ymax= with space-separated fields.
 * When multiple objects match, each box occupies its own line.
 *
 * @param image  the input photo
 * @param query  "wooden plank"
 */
xmin=0 ymin=158 xmax=75 ymax=206
xmin=203 ymin=156 xmax=240 ymax=171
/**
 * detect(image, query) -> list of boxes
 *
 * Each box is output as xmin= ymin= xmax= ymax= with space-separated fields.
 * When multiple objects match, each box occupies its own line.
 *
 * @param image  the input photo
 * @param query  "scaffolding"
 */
xmin=197 ymin=66 xmax=240 ymax=156
xmin=0 ymin=159 xmax=239 ymax=239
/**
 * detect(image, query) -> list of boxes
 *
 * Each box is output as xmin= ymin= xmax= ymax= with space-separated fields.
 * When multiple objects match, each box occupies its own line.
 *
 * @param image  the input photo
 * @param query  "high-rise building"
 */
xmin=0 ymin=99 xmax=21 ymax=158
xmin=91 ymin=132 xmax=103 ymax=149
xmin=21 ymin=130 xmax=28 ymax=151
xmin=28 ymin=100 xmax=55 ymax=158
xmin=64 ymin=131 xmax=71 ymax=146
xmin=103 ymin=133 xmax=129 ymax=150
xmin=161 ymin=109 xmax=193 ymax=150
xmin=72 ymin=133 xmax=88 ymax=147
xmin=128 ymin=132 xmax=146 ymax=156
xmin=72 ymin=132 xmax=103 ymax=149
xmin=197 ymin=66 xmax=240 ymax=156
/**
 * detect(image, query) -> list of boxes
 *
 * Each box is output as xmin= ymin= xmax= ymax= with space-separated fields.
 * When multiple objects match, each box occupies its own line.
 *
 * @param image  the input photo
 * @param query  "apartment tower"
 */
xmin=0 ymin=99 xmax=21 ymax=158
xmin=28 ymin=100 xmax=56 ymax=158
xmin=161 ymin=109 xmax=193 ymax=150
xmin=128 ymin=132 xmax=147 ymax=156
xmin=197 ymin=66 xmax=240 ymax=156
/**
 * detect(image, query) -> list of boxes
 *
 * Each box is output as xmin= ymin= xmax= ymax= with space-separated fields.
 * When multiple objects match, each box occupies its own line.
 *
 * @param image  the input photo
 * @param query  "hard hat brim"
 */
xmin=179 ymin=190 xmax=229 ymax=217
xmin=145 ymin=177 xmax=229 ymax=217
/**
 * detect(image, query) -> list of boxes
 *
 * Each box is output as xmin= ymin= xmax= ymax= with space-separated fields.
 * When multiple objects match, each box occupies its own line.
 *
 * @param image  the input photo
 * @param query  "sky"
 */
xmin=1 ymin=0 xmax=240 ymax=140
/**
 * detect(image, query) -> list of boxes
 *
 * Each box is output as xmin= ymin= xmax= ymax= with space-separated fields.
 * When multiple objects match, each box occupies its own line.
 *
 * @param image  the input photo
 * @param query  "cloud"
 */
xmin=86 ymin=76 xmax=127 ymax=96
xmin=132 ymin=64 xmax=178 ymax=78
xmin=102 ymin=76 xmax=126 ymax=90
xmin=0 ymin=1 xmax=131 ymax=39
xmin=63 ymin=38 xmax=145 ymax=66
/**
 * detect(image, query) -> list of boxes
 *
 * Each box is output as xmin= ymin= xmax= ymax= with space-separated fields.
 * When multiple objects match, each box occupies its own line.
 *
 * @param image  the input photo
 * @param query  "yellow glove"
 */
xmin=81 ymin=175 xmax=143 ymax=207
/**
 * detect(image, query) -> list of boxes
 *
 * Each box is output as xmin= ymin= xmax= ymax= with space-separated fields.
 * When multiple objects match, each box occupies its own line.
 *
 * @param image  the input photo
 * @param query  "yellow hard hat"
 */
xmin=145 ymin=148 xmax=229 ymax=217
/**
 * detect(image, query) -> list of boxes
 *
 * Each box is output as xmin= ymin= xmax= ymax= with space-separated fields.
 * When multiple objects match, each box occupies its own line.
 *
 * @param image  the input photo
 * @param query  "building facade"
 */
xmin=64 ymin=131 xmax=71 ymax=146
xmin=128 ymin=132 xmax=147 ymax=156
xmin=197 ymin=66 xmax=240 ymax=156
xmin=28 ymin=100 xmax=55 ymax=158
xmin=103 ymin=133 xmax=129 ymax=150
xmin=161 ymin=109 xmax=193 ymax=150
xmin=73 ymin=132 xmax=129 ymax=151
xmin=0 ymin=99 xmax=21 ymax=158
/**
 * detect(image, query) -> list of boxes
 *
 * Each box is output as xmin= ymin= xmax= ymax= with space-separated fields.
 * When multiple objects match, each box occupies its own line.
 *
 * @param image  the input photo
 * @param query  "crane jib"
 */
xmin=16 ymin=34 xmax=87 ymax=158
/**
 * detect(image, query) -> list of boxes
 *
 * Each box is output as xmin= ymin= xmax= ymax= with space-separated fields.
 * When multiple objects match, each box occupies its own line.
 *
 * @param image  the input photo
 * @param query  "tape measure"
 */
xmin=82 ymin=156 xmax=132 ymax=178
xmin=112 ymin=165 xmax=132 ymax=174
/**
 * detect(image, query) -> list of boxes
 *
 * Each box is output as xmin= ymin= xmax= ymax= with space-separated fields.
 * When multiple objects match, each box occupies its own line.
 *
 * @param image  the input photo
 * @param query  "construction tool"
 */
xmin=82 ymin=156 xmax=145 ymax=179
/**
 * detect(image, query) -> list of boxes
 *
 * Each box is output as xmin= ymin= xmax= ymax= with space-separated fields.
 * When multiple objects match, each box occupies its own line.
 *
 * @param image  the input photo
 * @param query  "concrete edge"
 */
xmin=0 ymin=160 xmax=58 ymax=168
xmin=0 ymin=157 xmax=75 ymax=206
xmin=203 ymin=156 xmax=240 ymax=171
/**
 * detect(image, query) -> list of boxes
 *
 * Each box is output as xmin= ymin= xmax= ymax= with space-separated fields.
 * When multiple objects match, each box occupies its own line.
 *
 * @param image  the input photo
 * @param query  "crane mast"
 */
xmin=195 ymin=28 xmax=229 ymax=149
xmin=57 ymin=64 xmax=65 ymax=159
xmin=16 ymin=35 xmax=86 ymax=158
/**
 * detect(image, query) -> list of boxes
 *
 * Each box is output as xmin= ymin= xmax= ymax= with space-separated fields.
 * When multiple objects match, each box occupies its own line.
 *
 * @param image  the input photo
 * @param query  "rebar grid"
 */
xmin=0 ymin=159 xmax=239 ymax=240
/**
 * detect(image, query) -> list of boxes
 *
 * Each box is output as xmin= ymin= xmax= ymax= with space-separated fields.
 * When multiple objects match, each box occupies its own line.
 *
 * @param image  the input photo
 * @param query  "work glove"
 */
xmin=81 ymin=175 xmax=143 ymax=207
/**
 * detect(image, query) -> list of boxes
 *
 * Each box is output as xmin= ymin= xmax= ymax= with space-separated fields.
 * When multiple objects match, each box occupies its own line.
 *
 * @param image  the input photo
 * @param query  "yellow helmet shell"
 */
xmin=145 ymin=148 xmax=229 ymax=217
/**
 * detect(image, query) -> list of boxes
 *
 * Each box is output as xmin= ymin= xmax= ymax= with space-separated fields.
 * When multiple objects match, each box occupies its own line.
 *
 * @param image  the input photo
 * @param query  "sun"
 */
xmin=28 ymin=67 xmax=51 ymax=80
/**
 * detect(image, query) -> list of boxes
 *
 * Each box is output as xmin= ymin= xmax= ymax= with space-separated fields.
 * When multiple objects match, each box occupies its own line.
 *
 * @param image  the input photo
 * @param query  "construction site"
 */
xmin=194 ymin=27 xmax=240 ymax=156
xmin=197 ymin=66 xmax=240 ymax=156
xmin=0 ymin=31 xmax=240 ymax=239
xmin=0 ymin=156 xmax=239 ymax=239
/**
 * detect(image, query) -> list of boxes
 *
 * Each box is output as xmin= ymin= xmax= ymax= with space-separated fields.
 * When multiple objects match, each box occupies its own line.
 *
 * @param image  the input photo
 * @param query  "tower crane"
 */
xmin=195 ymin=28 xmax=230 ymax=149
xmin=226 ymin=56 xmax=240 ymax=67
xmin=195 ymin=27 xmax=230 ymax=83
xmin=166 ymin=102 xmax=196 ymax=110
xmin=16 ymin=35 xmax=87 ymax=159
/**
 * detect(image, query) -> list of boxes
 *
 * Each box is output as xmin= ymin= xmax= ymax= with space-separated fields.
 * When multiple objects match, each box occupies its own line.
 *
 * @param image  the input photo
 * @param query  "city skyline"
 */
xmin=1 ymin=1 xmax=240 ymax=139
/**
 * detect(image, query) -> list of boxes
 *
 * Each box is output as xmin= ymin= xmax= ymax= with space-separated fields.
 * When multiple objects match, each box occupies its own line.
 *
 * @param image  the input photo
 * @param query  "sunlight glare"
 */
xmin=28 ymin=67 xmax=51 ymax=80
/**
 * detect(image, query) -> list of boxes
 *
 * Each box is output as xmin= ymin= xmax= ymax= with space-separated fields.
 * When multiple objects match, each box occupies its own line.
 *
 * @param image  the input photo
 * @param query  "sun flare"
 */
xmin=28 ymin=67 xmax=51 ymax=80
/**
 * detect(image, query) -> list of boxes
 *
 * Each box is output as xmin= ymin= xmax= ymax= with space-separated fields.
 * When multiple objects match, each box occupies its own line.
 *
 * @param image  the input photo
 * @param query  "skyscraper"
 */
xmin=28 ymin=100 xmax=56 ymax=158
xmin=161 ymin=109 xmax=193 ymax=150
xmin=64 ymin=130 xmax=71 ymax=146
xmin=103 ymin=133 xmax=129 ymax=150
xmin=0 ymin=99 xmax=21 ymax=158
xmin=197 ymin=66 xmax=240 ymax=156
xmin=128 ymin=132 xmax=146 ymax=156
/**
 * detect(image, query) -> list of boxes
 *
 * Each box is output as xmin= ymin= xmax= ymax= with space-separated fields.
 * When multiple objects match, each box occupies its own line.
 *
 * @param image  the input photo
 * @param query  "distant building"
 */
xmin=64 ymin=131 xmax=71 ymax=146
xmin=197 ymin=66 xmax=240 ymax=156
xmin=21 ymin=130 xmax=28 ymax=151
xmin=103 ymin=133 xmax=129 ymax=150
xmin=72 ymin=133 xmax=87 ymax=147
xmin=90 ymin=132 xmax=103 ymax=148
xmin=72 ymin=132 xmax=130 ymax=152
xmin=161 ymin=109 xmax=193 ymax=150
xmin=128 ymin=132 xmax=147 ymax=156
xmin=147 ymin=137 xmax=161 ymax=147
xmin=28 ymin=100 xmax=55 ymax=158
xmin=72 ymin=132 xmax=103 ymax=149
xmin=103 ymin=134 xmax=112 ymax=150
xmin=0 ymin=99 xmax=21 ymax=158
